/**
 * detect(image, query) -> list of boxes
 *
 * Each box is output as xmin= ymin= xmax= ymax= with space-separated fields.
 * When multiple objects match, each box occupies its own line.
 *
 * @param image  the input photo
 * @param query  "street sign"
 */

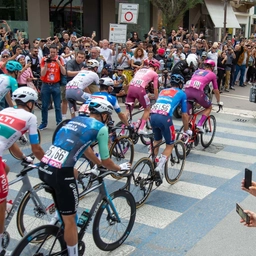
xmin=109 ymin=23 xmax=127 ymax=44
xmin=118 ymin=3 xmax=139 ymax=24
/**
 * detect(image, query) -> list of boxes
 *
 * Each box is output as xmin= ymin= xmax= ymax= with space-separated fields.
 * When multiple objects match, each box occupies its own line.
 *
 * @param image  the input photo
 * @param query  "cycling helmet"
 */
xmin=204 ymin=59 xmax=215 ymax=68
xmin=6 ymin=60 xmax=22 ymax=72
xmin=87 ymin=59 xmax=99 ymax=68
xmin=148 ymin=60 xmax=160 ymax=69
xmin=201 ymin=51 xmax=208 ymax=57
xmin=99 ymin=77 xmax=114 ymax=87
xmin=186 ymin=54 xmax=198 ymax=69
xmin=89 ymin=98 xmax=113 ymax=115
xmin=78 ymin=103 xmax=90 ymax=116
xmin=170 ymin=74 xmax=185 ymax=85
xmin=12 ymin=87 xmax=38 ymax=103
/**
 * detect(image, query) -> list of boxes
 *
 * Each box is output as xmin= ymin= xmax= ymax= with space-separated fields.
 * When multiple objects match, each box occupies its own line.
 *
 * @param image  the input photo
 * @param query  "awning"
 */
xmin=204 ymin=0 xmax=241 ymax=28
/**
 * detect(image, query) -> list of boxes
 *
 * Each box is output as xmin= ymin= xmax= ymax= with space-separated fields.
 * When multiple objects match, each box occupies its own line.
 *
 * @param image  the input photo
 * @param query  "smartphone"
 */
xmin=73 ymin=32 xmax=76 ymax=36
xmin=236 ymin=203 xmax=250 ymax=224
xmin=244 ymin=168 xmax=252 ymax=189
xmin=92 ymin=31 xmax=96 ymax=36
xmin=50 ymin=37 xmax=55 ymax=41
xmin=123 ymin=49 xmax=126 ymax=54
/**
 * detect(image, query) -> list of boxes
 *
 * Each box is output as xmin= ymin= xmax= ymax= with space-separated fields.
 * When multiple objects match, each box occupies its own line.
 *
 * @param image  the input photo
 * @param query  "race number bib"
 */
xmin=66 ymin=80 xmax=80 ymax=89
xmin=191 ymin=80 xmax=201 ymax=89
xmin=41 ymin=145 xmax=69 ymax=169
xmin=151 ymin=103 xmax=171 ymax=115
xmin=132 ymin=79 xmax=143 ymax=87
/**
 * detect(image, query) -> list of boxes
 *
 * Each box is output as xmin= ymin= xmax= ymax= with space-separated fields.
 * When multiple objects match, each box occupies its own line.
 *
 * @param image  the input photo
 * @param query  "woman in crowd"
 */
xmin=217 ymin=51 xmax=227 ymax=92
xmin=131 ymin=47 xmax=144 ymax=69
xmin=130 ymin=32 xmax=141 ymax=43
xmin=61 ymin=46 xmax=74 ymax=64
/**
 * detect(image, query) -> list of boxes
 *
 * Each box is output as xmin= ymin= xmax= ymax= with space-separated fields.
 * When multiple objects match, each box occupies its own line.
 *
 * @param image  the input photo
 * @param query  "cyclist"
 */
xmin=171 ymin=53 xmax=198 ymax=82
xmin=0 ymin=87 xmax=45 ymax=256
xmin=125 ymin=60 xmax=160 ymax=135
xmin=38 ymin=98 xmax=131 ymax=256
xmin=150 ymin=74 xmax=190 ymax=185
xmin=65 ymin=59 xmax=99 ymax=118
xmin=79 ymin=77 xmax=129 ymax=126
xmin=0 ymin=60 xmax=22 ymax=110
xmin=184 ymin=59 xmax=222 ymax=133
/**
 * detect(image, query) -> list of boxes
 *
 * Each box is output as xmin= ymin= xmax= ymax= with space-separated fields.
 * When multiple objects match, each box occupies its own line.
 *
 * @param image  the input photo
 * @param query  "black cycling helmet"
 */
xmin=171 ymin=74 xmax=185 ymax=86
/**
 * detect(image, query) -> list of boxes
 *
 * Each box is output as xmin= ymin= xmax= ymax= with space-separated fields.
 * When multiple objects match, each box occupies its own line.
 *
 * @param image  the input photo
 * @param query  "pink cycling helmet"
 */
xmin=204 ymin=59 xmax=215 ymax=68
xmin=148 ymin=60 xmax=160 ymax=69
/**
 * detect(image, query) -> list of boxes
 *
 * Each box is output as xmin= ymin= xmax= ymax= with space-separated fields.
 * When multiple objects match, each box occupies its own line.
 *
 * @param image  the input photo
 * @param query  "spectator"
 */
xmin=130 ymin=32 xmax=141 ymax=43
xmin=155 ymin=48 xmax=165 ymax=71
xmin=16 ymin=54 xmax=35 ymax=89
xmin=172 ymin=45 xmax=186 ymax=66
xmin=25 ymin=46 xmax=41 ymax=74
xmin=112 ymin=66 xmax=126 ymax=96
xmin=100 ymin=39 xmax=114 ymax=67
xmin=217 ymin=51 xmax=227 ymax=92
xmin=131 ymin=47 xmax=144 ymax=69
xmin=61 ymin=46 xmax=74 ymax=64
xmin=168 ymin=30 xmax=177 ymax=44
xmin=38 ymin=44 xmax=66 ymax=130
xmin=246 ymin=46 xmax=255 ymax=85
xmin=207 ymin=42 xmax=219 ymax=74
xmin=101 ymin=64 xmax=113 ymax=78
xmin=117 ymin=46 xmax=131 ymax=70
xmin=0 ymin=50 xmax=10 ymax=73
xmin=224 ymin=47 xmax=235 ymax=92
xmin=183 ymin=44 xmax=190 ymax=58
xmin=198 ymin=51 xmax=208 ymax=69
xmin=90 ymin=46 xmax=104 ymax=75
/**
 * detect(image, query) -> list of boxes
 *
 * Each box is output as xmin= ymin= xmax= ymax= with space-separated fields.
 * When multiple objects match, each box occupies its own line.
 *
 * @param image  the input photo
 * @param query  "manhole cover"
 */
xmin=195 ymin=143 xmax=224 ymax=154
xmin=234 ymin=118 xmax=249 ymax=122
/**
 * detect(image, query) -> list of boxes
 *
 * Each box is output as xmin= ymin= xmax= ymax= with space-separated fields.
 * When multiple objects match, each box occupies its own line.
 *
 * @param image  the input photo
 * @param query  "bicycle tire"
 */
xmin=52 ymin=119 xmax=71 ymax=143
xmin=176 ymin=125 xmax=192 ymax=157
xmin=127 ymin=157 xmax=154 ymax=208
xmin=12 ymin=224 xmax=67 ymax=255
xmin=109 ymin=136 xmax=134 ymax=179
xmin=165 ymin=140 xmax=186 ymax=185
xmin=200 ymin=115 xmax=216 ymax=148
xmin=17 ymin=183 xmax=56 ymax=237
xmin=93 ymin=190 xmax=136 ymax=251
xmin=9 ymin=129 xmax=41 ymax=160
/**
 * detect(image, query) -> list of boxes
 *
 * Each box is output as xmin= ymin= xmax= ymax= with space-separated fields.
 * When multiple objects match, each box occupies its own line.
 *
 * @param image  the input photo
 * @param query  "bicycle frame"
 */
xmin=5 ymin=170 xmax=47 ymax=231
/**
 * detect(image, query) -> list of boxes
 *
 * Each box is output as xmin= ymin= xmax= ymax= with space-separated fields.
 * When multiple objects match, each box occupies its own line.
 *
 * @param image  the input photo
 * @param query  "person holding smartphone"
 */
xmin=117 ymin=46 xmax=131 ymax=69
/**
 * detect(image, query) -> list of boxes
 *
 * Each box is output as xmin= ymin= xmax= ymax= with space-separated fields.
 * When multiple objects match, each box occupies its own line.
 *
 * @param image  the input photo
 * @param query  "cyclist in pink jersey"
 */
xmin=126 ymin=60 xmax=160 ymax=134
xmin=184 ymin=59 xmax=223 ymax=133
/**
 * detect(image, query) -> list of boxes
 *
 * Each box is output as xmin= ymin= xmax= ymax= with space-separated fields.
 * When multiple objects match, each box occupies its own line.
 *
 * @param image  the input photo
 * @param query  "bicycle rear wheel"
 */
xmin=176 ymin=125 xmax=192 ymax=157
xmin=93 ymin=190 xmax=136 ymax=251
xmin=201 ymin=115 xmax=216 ymax=148
xmin=127 ymin=157 xmax=154 ymax=208
xmin=17 ymin=183 xmax=56 ymax=237
xmin=165 ymin=140 xmax=186 ymax=185
xmin=11 ymin=225 xmax=67 ymax=256
xmin=9 ymin=129 xmax=41 ymax=159
xmin=52 ymin=119 xmax=71 ymax=143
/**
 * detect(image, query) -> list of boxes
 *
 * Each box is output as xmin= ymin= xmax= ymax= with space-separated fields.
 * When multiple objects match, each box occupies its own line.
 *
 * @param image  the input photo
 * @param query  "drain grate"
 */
xmin=234 ymin=118 xmax=249 ymax=122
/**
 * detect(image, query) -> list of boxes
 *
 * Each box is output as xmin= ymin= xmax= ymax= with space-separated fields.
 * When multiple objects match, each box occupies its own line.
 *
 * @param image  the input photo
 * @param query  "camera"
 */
xmin=45 ymin=57 xmax=52 ymax=63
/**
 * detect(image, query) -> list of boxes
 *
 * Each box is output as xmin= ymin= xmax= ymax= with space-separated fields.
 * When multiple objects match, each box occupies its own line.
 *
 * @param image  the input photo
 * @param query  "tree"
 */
xmin=150 ymin=0 xmax=203 ymax=31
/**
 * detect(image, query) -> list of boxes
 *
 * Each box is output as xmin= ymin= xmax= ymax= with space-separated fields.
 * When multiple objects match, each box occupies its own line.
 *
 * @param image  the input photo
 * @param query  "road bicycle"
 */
xmin=12 ymin=167 xmax=136 ymax=255
xmin=176 ymin=101 xmax=222 ymax=156
xmin=2 ymin=161 xmax=56 ymax=251
xmin=116 ymin=102 xmax=152 ymax=145
xmin=127 ymin=133 xmax=186 ymax=208
xmin=8 ymin=129 xmax=41 ymax=160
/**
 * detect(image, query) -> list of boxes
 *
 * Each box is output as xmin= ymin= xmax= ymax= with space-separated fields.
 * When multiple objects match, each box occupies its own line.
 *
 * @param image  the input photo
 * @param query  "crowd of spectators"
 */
xmin=0 ymin=19 xmax=255 ymax=126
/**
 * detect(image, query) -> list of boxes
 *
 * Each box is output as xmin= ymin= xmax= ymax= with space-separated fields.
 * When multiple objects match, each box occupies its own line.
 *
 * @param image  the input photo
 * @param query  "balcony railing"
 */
xmin=237 ymin=0 xmax=256 ymax=5
xmin=231 ymin=0 xmax=256 ymax=10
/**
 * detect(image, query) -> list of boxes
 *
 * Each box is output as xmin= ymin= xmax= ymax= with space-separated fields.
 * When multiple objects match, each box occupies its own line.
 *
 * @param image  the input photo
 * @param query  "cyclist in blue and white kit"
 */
xmin=79 ymin=77 xmax=129 ymax=126
xmin=0 ymin=60 xmax=22 ymax=110
xmin=39 ymin=98 xmax=131 ymax=256
xmin=150 ymin=74 xmax=191 ymax=184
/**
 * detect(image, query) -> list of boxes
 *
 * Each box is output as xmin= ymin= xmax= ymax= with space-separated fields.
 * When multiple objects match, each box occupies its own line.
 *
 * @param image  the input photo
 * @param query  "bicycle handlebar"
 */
xmin=212 ymin=103 xmax=223 ymax=113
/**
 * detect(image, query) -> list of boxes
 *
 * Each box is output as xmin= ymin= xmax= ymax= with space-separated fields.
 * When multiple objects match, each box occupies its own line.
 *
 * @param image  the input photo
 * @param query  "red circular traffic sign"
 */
xmin=124 ymin=12 xmax=133 ymax=22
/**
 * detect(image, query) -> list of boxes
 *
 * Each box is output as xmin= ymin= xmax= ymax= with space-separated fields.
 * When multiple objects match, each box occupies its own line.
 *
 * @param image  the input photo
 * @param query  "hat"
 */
xmin=1 ymin=49 xmax=10 ymax=56
xmin=201 ymin=51 xmax=207 ymax=57
xmin=103 ymin=64 xmax=112 ymax=71
xmin=157 ymin=48 xmax=165 ymax=55
xmin=16 ymin=54 xmax=25 ymax=61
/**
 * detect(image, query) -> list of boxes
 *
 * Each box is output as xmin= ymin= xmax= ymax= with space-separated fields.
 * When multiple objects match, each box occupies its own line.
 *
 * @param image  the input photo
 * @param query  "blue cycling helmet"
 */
xmin=6 ymin=60 xmax=22 ymax=72
xmin=171 ymin=74 xmax=185 ymax=85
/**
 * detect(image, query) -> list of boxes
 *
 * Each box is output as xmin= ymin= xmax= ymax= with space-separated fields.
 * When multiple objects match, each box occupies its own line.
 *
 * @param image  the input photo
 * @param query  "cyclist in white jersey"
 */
xmin=66 ymin=59 xmax=99 ymax=118
xmin=0 ymin=87 xmax=45 ymax=256
xmin=0 ymin=60 xmax=22 ymax=110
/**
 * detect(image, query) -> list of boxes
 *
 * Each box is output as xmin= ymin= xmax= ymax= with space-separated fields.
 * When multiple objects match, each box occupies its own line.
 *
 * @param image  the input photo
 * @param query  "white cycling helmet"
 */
xmin=89 ymin=98 xmax=113 ymax=115
xmin=99 ymin=77 xmax=114 ymax=87
xmin=87 ymin=59 xmax=99 ymax=68
xmin=12 ymin=87 xmax=38 ymax=103
xmin=186 ymin=53 xmax=198 ymax=69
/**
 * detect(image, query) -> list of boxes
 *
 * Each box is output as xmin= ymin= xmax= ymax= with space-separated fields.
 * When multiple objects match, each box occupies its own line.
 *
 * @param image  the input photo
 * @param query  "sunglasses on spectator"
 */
xmin=212 ymin=47 xmax=217 ymax=49
xmin=85 ymin=45 xmax=90 ymax=48
xmin=2 ymin=55 xmax=9 ymax=58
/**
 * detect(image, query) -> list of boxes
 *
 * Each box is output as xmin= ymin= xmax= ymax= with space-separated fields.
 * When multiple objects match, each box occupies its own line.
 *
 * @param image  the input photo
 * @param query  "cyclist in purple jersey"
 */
xmin=150 ymin=74 xmax=190 ymax=185
xmin=184 ymin=59 xmax=223 ymax=133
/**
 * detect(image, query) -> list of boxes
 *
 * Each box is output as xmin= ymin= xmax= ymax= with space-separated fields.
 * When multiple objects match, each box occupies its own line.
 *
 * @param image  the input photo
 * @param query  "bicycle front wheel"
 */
xmin=128 ymin=157 xmax=154 ymax=208
xmin=17 ymin=183 xmax=56 ymax=237
xmin=9 ymin=129 xmax=41 ymax=159
xmin=93 ymin=190 xmax=136 ymax=251
xmin=201 ymin=115 xmax=216 ymax=148
xmin=52 ymin=119 xmax=71 ymax=143
xmin=165 ymin=140 xmax=186 ymax=185
xmin=12 ymin=225 xmax=66 ymax=256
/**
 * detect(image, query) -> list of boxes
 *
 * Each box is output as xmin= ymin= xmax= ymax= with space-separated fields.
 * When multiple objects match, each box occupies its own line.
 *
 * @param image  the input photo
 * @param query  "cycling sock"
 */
xmin=139 ymin=119 xmax=146 ymax=130
xmin=157 ymin=154 xmax=167 ymax=172
xmin=67 ymin=244 xmax=79 ymax=256
xmin=62 ymin=114 xmax=67 ymax=119
xmin=197 ymin=115 xmax=207 ymax=126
